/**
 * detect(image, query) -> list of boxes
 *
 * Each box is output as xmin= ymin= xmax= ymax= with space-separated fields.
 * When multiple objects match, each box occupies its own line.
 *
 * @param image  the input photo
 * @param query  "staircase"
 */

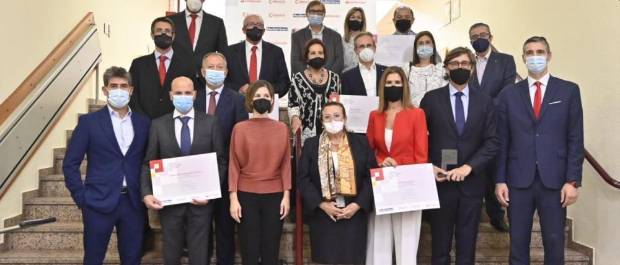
xmin=0 ymin=101 xmax=592 ymax=265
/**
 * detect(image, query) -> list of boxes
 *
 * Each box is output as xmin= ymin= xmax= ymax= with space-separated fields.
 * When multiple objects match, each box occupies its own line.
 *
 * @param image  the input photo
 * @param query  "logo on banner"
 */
xmin=267 ymin=26 xmax=289 ymax=32
xmin=294 ymin=0 xmax=310 ymax=4
xmin=292 ymin=13 xmax=306 ymax=18
xmin=240 ymin=0 xmax=261 ymax=3
xmin=269 ymin=12 xmax=286 ymax=18
xmin=322 ymin=0 xmax=341 ymax=4
xmin=269 ymin=0 xmax=286 ymax=3
xmin=345 ymin=0 xmax=366 ymax=3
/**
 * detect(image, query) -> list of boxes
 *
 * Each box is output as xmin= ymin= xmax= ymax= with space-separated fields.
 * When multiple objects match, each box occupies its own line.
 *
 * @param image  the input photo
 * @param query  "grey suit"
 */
xmin=141 ymin=111 xmax=226 ymax=265
xmin=290 ymin=26 xmax=344 ymax=75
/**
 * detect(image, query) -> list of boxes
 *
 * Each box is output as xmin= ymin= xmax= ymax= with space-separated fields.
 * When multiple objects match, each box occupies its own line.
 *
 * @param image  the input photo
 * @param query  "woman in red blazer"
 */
xmin=365 ymin=66 xmax=428 ymax=265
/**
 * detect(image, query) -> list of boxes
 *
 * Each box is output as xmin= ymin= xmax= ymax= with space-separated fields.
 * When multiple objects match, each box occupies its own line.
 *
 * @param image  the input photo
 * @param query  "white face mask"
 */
xmin=323 ymin=120 xmax=344 ymax=134
xmin=358 ymin=47 xmax=375 ymax=63
xmin=186 ymin=0 xmax=203 ymax=13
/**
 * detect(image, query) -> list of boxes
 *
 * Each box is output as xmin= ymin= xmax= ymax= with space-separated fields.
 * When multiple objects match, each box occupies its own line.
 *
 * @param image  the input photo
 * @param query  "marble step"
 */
xmin=38 ymin=175 xmax=75 ymax=197
xmin=23 ymin=197 xmax=81 ymax=222
xmin=3 ymin=222 xmax=116 ymax=252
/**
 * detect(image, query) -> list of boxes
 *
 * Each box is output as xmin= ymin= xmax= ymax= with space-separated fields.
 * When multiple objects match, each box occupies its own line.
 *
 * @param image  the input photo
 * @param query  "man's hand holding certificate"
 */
xmin=148 ymin=153 xmax=222 ymax=207
xmin=370 ymin=163 xmax=440 ymax=215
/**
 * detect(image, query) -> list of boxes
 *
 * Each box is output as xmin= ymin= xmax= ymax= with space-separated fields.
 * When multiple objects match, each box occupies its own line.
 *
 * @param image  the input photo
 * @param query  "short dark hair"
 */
xmin=353 ymin=31 xmax=375 ymax=49
xmin=302 ymin=38 xmax=327 ymax=62
xmin=523 ymin=36 xmax=551 ymax=53
xmin=412 ymin=31 xmax=438 ymax=65
xmin=443 ymin=47 xmax=476 ymax=80
xmin=103 ymin=66 xmax=131 ymax=86
xmin=305 ymin=1 xmax=325 ymax=13
xmin=468 ymin=22 xmax=491 ymax=36
xmin=151 ymin=17 xmax=175 ymax=35
xmin=321 ymin=101 xmax=347 ymax=120
xmin=245 ymin=80 xmax=275 ymax=113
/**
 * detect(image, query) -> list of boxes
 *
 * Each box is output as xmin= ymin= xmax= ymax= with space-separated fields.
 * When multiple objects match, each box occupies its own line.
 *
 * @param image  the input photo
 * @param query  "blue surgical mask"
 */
xmin=526 ymin=55 xmax=547 ymax=74
xmin=107 ymin=89 xmax=130 ymax=109
xmin=204 ymin=69 xmax=226 ymax=86
xmin=172 ymin=95 xmax=194 ymax=113
xmin=416 ymin=45 xmax=434 ymax=59
xmin=308 ymin=14 xmax=324 ymax=26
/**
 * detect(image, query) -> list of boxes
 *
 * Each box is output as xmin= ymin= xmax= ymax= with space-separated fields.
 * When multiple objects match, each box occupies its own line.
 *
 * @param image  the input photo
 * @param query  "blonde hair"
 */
xmin=343 ymin=7 xmax=366 ymax=42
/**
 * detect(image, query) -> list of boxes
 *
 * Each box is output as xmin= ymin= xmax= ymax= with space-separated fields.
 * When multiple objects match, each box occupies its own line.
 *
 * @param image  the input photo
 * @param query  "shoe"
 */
xmin=490 ymin=218 xmax=509 ymax=232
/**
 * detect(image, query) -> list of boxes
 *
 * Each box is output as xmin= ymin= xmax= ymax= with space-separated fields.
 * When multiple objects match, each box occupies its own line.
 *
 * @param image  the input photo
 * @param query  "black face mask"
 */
xmin=154 ymin=34 xmax=173 ymax=49
xmin=308 ymin=57 xmax=325 ymax=69
xmin=471 ymin=38 xmax=490 ymax=53
xmin=245 ymin=27 xmax=265 ymax=42
xmin=253 ymin=98 xmax=271 ymax=114
xmin=384 ymin=86 xmax=404 ymax=102
xmin=395 ymin=19 xmax=412 ymax=33
xmin=449 ymin=68 xmax=471 ymax=85
xmin=347 ymin=20 xmax=363 ymax=31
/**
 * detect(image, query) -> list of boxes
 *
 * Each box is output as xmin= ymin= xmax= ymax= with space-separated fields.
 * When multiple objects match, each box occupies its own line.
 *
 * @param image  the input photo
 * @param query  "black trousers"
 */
xmin=237 ymin=191 xmax=284 ymax=265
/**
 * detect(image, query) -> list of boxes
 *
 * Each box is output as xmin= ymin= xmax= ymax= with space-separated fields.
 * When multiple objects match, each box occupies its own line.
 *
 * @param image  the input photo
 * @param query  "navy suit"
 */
xmin=63 ymin=107 xmax=150 ymax=265
xmin=469 ymin=51 xmax=516 ymax=221
xmin=340 ymin=64 xmax=387 ymax=96
xmin=223 ymin=40 xmax=290 ymax=95
xmin=497 ymin=76 xmax=584 ymax=265
xmin=420 ymin=85 xmax=498 ymax=265
xmin=195 ymin=87 xmax=248 ymax=265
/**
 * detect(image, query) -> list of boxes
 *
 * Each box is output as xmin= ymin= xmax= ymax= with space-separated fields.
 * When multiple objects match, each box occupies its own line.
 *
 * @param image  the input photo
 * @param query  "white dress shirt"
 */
xmin=185 ymin=9 xmax=203 ymax=50
xmin=359 ymin=62 xmax=377 ymax=97
xmin=154 ymin=48 xmax=174 ymax=71
xmin=310 ymin=25 xmax=325 ymax=40
xmin=527 ymin=73 xmax=550 ymax=106
xmin=476 ymin=49 xmax=491 ymax=84
xmin=204 ymin=85 xmax=224 ymax=112
xmin=449 ymin=84 xmax=470 ymax=121
xmin=173 ymin=108 xmax=195 ymax=147
xmin=108 ymin=106 xmax=134 ymax=186
xmin=245 ymin=40 xmax=263 ymax=75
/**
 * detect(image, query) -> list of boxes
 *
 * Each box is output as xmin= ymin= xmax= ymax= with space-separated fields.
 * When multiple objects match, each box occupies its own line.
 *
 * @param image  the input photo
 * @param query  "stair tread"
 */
xmin=11 ymin=222 xmax=84 ymax=232
xmin=25 ymin=197 xmax=75 ymax=205
xmin=40 ymin=174 xmax=69 ymax=181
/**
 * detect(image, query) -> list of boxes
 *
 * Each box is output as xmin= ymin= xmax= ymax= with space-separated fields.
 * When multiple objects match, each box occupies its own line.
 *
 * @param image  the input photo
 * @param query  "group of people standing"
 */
xmin=62 ymin=0 xmax=584 ymax=265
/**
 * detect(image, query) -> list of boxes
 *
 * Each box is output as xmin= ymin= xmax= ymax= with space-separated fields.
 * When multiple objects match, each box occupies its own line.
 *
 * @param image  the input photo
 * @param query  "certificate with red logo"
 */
xmin=149 ymin=153 xmax=221 ymax=206
xmin=370 ymin=163 xmax=440 ymax=215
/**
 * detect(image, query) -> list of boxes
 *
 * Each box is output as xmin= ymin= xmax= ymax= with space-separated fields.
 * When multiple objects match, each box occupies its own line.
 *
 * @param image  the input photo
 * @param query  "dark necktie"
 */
xmin=454 ymin=91 xmax=465 ymax=135
xmin=207 ymin=91 xmax=218 ymax=115
xmin=179 ymin=116 xmax=191 ymax=155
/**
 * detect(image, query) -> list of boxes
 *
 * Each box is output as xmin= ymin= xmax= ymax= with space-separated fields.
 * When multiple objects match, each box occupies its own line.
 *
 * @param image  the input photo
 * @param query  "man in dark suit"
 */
xmin=290 ymin=0 xmax=343 ymax=75
xmin=194 ymin=52 xmax=248 ymax=265
xmin=420 ymin=47 xmax=498 ymax=265
xmin=64 ymin=67 xmax=150 ymax=265
xmin=495 ymin=36 xmax=583 ymax=265
xmin=168 ymin=0 xmax=228 ymax=75
xmin=129 ymin=16 xmax=194 ymax=119
xmin=141 ymin=76 xmax=227 ymax=265
xmin=468 ymin=22 xmax=517 ymax=232
xmin=223 ymin=14 xmax=290 ymax=95
xmin=341 ymin=32 xmax=387 ymax=96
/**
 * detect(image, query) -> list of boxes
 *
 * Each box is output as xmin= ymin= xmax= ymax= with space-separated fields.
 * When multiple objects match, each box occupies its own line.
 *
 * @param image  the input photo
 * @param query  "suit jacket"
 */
xmin=366 ymin=108 xmax=428 ymax=165
xmin=469 ymin=51 xmax=516 ymax=102
xmin=496 ymin=76 xmax=584 ymax=189
xmin=341 ymin=64 xmax=387 ymax=96
xmin=420 ymin=85 xmax=499 ymax=197
xmin=63 ymin=107 xmax=150 ymax=213
xmin=297 ymin=133 xmax=377 ymax=213
xmin=194 ymin=86 xmax=248 ymax=154
xmin=223 ymin=40 xmax=291 ymax=95
xmin=129 ymin=51 xmax=194 ymax=119
xmin=290 ymin=26 xmax=344 ymax=75
xmin=140 ymin=111 xmax=227 ymax=197
xmin=168 ymin=11 xmax=228 ymax=74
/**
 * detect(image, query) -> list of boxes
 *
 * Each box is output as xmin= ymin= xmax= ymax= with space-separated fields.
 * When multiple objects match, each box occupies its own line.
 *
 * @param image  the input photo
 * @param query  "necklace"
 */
xmin=306 ymin=69 xmax=325 ymax=84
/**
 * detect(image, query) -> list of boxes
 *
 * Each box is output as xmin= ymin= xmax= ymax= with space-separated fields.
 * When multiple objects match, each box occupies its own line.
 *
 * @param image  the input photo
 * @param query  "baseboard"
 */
xmin=566 ymin=218 xmax=595 ymax=265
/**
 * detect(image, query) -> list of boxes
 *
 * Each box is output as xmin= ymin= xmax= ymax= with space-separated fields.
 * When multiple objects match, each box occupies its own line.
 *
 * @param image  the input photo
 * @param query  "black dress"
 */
xmin=297 ymin=133 xmax=378 ymax=264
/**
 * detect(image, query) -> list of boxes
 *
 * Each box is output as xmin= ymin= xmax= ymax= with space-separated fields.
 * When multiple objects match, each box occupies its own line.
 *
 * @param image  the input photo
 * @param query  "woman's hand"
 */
xmin=280 ymin=191 xmax=291 ymax=220
xmin=320 ymin=201 xmax=344 ymax=222
xmin=291 ymin=116 xmax=302 ymax=133
xmin=337 ymin=202 xmax=361 ymax=220
xmin=229 ymin=192 xmax=242 ymax=223
xmin=381 ymin=157 xmax=398 ymax=167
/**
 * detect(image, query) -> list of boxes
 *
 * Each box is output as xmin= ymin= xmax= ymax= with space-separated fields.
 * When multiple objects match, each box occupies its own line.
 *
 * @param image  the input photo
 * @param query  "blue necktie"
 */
xmin=179 ymin=116 xmax=191 ymax=155
xmin=454 ymin=92 xmax=465 ymax=135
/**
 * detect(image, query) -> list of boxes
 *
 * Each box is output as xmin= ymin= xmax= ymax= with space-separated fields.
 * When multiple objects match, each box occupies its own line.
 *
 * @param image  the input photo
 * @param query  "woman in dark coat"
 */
xmin=298 ymin=101 xmax=378 ymax=264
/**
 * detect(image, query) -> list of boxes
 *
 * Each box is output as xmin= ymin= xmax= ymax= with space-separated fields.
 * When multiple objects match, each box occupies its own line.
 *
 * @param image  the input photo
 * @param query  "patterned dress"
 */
xmin=288 ymin=70 xmax=341 ymax=144
xmin=406 ymin=63 xmax=447 ymax=107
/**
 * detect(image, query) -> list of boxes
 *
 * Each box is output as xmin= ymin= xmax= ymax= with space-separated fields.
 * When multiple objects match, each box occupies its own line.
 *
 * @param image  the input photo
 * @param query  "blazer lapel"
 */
xmin=236 ymin=42 xmax=250 ymax=82
xmin=166 ymin=115 xmax=183 ymax=155
xmin=126 ymin=114 xmax=143 ymax=156
xmin=190 ymin=114 xmax=205 ymax=154
xmin=258 ymin=43 xmax=268 ymax=79
xmin=148 ymin=53 xmax=162 ymax=89
xmin=215 ymin=88 xmax=231 ymax=114
xmin=517 ymin=81 xmax=537 ymax=122
xmin=539 ymin=76 xmax=559 ymax=120
xmin=176 ymin=13 xmax=192 ymax=52
xmin=97 ymin=109 xmax=123 ymax=156
xmin=460 ymin=91 xmax=477 ymax=137
xmin=439 ymin=87 xmax=459 ymax=136
xmin=479 ymin=52 xmax=498 ymax=90
xmin=196 ymin=11 xmax=210 ymax=52
xmin=354 ymin=67 xmax=365 ymax=95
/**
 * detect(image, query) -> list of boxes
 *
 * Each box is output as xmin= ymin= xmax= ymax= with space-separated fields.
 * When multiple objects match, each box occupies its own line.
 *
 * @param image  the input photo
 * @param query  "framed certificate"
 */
xmin=149 ymin=153 xmax=221 ymax=206
xmin=370 ymin=163 xmax=440 ymax=215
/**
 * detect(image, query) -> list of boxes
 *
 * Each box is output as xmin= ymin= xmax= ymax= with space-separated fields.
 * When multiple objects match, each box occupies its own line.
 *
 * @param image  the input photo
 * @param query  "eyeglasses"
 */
xmin=470 ymin=32 xmax=491 ymax=41
xmin=447 ymin=61 xmax=473 ymax=69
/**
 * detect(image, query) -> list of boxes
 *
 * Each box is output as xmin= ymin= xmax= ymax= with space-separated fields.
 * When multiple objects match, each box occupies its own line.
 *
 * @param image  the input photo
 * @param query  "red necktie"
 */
xmin=208 ymin=91 xmax=217 ymax=115
xmin=249 ymin=46 xmax=258 ymax=83
xmin=188 ymin=14 xmax=198 ymax=49
xmin=158 ymin=55 xmax=168 ymax=87
xmin=533 ymin=81 xmax=542 ymax=119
